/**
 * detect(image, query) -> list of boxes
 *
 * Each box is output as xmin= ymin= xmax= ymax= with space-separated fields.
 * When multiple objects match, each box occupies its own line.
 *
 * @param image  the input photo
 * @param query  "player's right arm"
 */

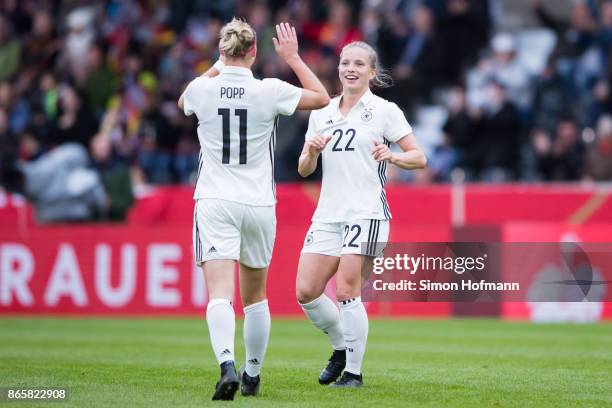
xmin=298 ymin=112 xmax=332 ymax=177
xmin=298 ymin=134 xmax=332 ymax=177
xmin=273 ymin=22 xmax=330 ymax=110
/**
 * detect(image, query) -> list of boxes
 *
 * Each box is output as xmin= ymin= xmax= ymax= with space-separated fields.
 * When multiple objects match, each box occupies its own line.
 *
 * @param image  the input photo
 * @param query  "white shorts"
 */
xmin=193 ymin=199 xmax=276 ymax=268
xmin=301 ymin=219 xmax=389 ymax=257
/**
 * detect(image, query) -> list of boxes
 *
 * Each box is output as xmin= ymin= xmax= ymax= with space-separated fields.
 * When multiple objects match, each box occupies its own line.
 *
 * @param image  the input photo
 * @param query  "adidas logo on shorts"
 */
xmin=208 ymin=246 xmax=217 ymax=253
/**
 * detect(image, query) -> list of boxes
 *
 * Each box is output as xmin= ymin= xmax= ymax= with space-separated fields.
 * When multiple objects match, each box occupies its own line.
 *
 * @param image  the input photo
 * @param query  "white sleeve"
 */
xmin=304 ymin=111 xmax=318 ymax=141
xmin=182 ymin=77 xmax=207 ymax=116
xmin=384 ymin=102 xmax=413 ymax=142
xmin=265 ymin=78 xmax=302 ymax=116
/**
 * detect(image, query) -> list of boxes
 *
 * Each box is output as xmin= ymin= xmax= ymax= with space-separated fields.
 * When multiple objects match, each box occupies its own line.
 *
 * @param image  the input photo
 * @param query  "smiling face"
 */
xmin=338 ymin=46 xmax=376 ymax=94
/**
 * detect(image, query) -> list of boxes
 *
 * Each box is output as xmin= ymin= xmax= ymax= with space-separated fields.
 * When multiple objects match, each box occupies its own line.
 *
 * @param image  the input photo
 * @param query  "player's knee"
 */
xmin=335 ymin=279 xmax=360 ymax=302
xmin=241 ymin=290 xmax=266 ymax=307
xmin=296 ymin=284 xmax=322 ymax=304
xmin=335 ymin=287 xmax=352 ymax=302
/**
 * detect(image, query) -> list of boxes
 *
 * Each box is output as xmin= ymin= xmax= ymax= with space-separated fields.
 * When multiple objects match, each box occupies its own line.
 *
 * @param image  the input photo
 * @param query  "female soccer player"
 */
xmin=179 ymin=19 xmax=329 ymax=400
xmin=296 ymin=41 xmax=426 ymax=387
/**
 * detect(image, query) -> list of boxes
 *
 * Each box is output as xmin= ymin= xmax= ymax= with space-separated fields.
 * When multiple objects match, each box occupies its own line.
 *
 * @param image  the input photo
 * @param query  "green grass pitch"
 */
xmin=0 ymin=317 xmax=611 ymax=407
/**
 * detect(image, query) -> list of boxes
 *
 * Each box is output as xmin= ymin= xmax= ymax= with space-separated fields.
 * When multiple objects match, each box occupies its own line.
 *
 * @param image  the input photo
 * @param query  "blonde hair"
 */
xmin=219 ymin=18 xmax=256 ymax=58
xmin=340 ymin=41 xmax=393 ymax=88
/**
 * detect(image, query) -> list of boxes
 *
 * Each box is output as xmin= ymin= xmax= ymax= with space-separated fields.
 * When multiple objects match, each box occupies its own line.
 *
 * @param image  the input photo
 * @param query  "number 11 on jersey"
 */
xmin=218 ymin=108 xmax=248 ymax=164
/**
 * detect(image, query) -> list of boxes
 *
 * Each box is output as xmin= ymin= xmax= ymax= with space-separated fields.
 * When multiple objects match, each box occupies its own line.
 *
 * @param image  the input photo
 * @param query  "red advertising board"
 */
xmin=1 ymin=185 xmax=610 ymax=318
xmin=0 ymin=223 xmax=451 ymax=316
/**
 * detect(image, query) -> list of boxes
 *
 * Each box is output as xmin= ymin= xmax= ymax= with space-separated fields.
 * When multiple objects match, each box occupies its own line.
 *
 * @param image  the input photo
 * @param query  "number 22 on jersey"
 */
xmin=332 ymin=128 xmax=356 ymax=152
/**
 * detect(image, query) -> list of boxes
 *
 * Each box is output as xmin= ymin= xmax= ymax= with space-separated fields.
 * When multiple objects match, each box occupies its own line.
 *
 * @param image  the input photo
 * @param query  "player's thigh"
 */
xmin=202 ymin=259 xmax=236 ymax=300
xmin=238 ymin=263 xmax=268 ymax=307
xmin=239 ymin=204 xmax=276 ymax=269
xmin=297 ymin=222 xmax=343 ymax=303
xmin=336 ymin=219 xmax=388 ymax=300
xmin=193 ymin=199 xmax=241 ymax=265
xmin=296 ymin=253 xmax=340 ymax=304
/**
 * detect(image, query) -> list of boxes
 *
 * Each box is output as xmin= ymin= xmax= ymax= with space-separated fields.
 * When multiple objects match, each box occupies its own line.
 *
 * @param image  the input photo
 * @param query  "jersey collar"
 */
xmin=328 ymin=89 xmax=375 ymax=124
xmin=358 ymin=89 xmax=374 ymax=107
xmin=336 ymin=89 xmax=375 ymax=110
xmin=221 ymin=66 xmax=254 ymax=77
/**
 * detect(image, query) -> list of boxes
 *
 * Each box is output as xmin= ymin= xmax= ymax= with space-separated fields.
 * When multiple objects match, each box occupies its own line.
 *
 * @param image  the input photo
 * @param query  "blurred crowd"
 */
xmin=0 ymin=0 xmax=611 ymax=221
xmin=420 ymin=0 xmax=612 ymax=183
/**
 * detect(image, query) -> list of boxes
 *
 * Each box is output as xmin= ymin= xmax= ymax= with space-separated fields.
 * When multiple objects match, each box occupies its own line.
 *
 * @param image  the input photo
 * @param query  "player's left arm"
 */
xmin=372 ymin=134 xmax=427 ymax=170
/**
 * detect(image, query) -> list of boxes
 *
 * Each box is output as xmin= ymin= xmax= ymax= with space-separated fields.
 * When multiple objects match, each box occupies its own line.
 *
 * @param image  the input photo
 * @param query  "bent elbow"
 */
xmin=297 ymin=167 xmax=309 ymax=178
xmin=419 ymin=153 xmax=428 ymax=169
xmin=297 ymin=161 xmax=313 ymax=178
xmin=316 ymin=93 xmax=330 ymax=109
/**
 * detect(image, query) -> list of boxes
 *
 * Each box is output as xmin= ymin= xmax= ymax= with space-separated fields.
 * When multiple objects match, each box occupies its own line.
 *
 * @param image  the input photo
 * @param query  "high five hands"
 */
xmin=273 ymin=22 xmax=299 ymax=62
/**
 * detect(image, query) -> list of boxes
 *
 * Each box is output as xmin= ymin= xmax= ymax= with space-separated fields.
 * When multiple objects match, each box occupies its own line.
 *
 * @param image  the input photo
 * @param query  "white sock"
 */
xmin=243 ymin=299 xmax=271 ymax=377
xmin=339 ymin=297 xmax=368 ymax=375
xmin=206 ymin=298 xmax=235 ymax=365
xmin=300 ymin=294 xmax=345 ymax=350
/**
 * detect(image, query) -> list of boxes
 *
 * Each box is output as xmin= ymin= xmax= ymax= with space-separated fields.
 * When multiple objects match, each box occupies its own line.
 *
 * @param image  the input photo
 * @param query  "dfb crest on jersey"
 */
xmin=305 ymin=232 xmax=314 ymax=246
xmin=361 ymin=108 xmax=372 ymax=122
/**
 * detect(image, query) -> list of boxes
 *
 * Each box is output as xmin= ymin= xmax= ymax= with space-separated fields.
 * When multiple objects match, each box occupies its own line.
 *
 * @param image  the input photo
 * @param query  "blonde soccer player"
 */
xmin=296 ymin=41 xmax=426 ymax=387
xmin=179 ymin=19 xmax=329 ymax=400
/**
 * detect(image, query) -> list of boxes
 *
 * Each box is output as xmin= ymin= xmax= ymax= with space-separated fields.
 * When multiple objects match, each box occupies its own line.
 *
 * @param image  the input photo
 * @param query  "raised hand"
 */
xmin=272 ymin=22 xmax=299 ymax=62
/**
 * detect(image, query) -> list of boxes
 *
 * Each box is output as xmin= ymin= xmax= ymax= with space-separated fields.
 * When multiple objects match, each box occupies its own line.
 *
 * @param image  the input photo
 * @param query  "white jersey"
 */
xmin=183 ymin=66 xmax=302 ymax=206
xmin=306 ymin=89 xmax=413 ymax=222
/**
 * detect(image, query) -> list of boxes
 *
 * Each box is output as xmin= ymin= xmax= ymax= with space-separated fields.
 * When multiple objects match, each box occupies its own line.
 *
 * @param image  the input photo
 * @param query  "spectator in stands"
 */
xmin=438 ymin=0 xmax=490 ymax=85
xmin=60 ymin=6 xmax=97 ymax=82
xmin=90 ymin=133 xmax=133 ymax=221
xmin=531 ymin=0 xmax=597 ymax=60
xmin=0 ymin=14 xmax=21 ymax=81
xmin=442 ymin=85 xmax=479 ymax=179
xmin=531 ymin=0 xmax=602 ymax=126
xmin=467 ymin=32 xmax=531 ymax=116
xmin=0 ymin=80 xmax=30 ymax=136
xmin=0 ymin=143 xmax=107 ymax=223
xmin=303 ymin=1 xmax=362 ymax=54
xmin=596 ymin=0 xmax=612 ymax=55
xmin=38 ymin=73 xmax=59 ymax=122
xmin=2 ymin=0 xmax=610 ymax=186
xmin=478 ymin=81 xmax=521 ymax=181
xmin=137 ymin=90 xmax=178 ymax=184
xmin=18 ymin=126 xmax=42 ymax=162
xmin=533 ymin=118 xmax=584 ymax=181
xmin=47 ymin=85 xmax=98 ymax=149
xmin=0 ymin=108 xmax=17 ymax=157
xmin=583 ymin=114 xmax=612 ymax=180
xmin=394 ymin=6 xmax=446 ymax=105
xmin=21 ymin=10 xmax=58 ymax=79
xmin=531 ymin=59 xmax=574 ymax=135
xmin=248 ymin=3 xmax=275 ymax=59
xmin=82 ymin=43 xmax=119 ymax=118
